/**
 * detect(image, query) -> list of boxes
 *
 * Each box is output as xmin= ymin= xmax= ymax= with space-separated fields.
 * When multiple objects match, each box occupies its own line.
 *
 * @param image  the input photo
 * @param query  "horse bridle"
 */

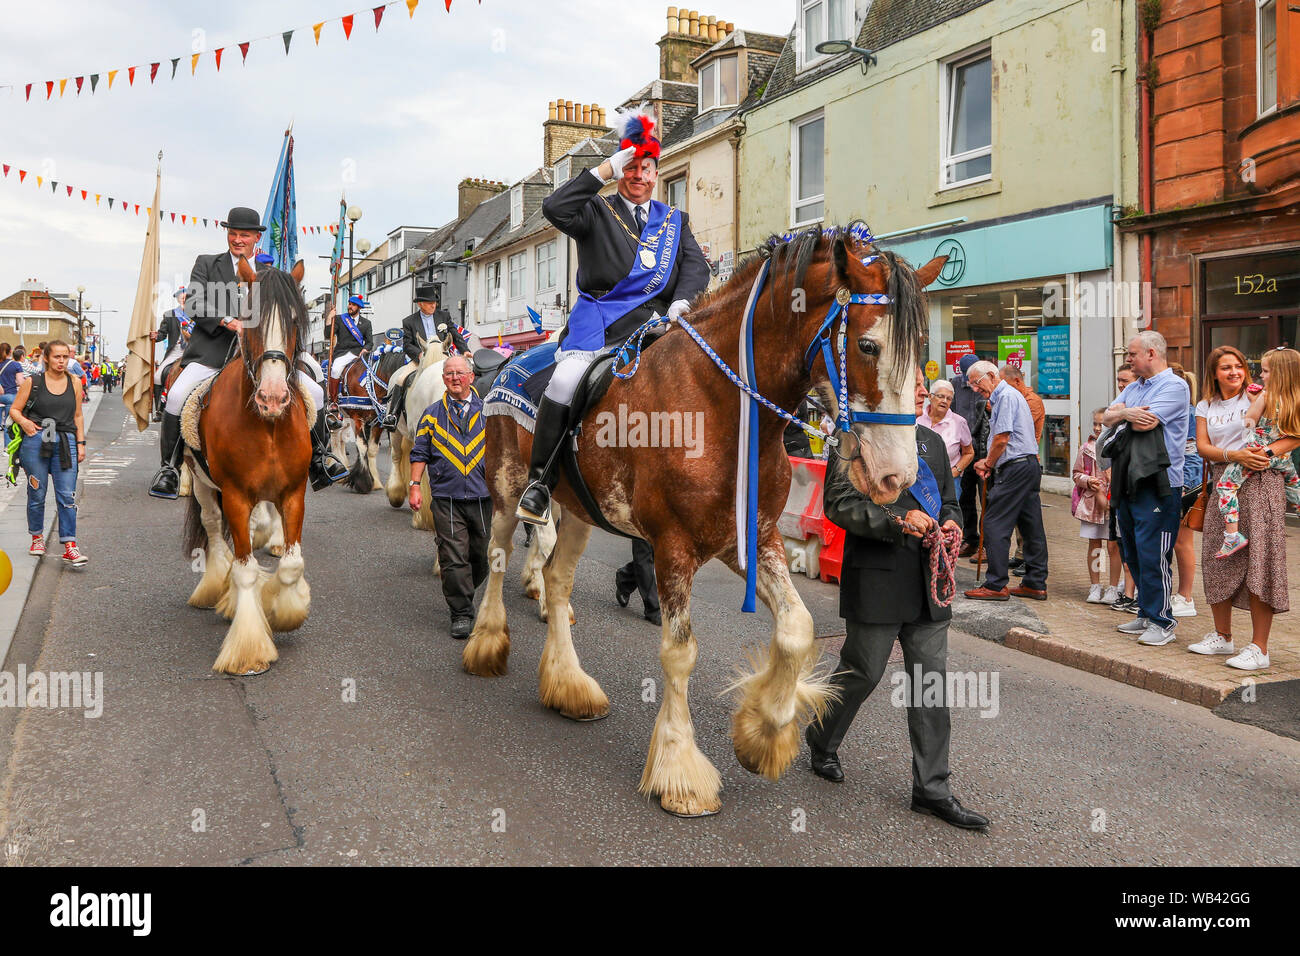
xmin=801 ymin=253 xmax=916 ymax=457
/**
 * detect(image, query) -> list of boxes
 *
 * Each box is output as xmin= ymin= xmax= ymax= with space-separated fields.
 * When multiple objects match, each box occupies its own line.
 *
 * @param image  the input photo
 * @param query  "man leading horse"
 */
xmin=149 ymin=206 xmax=347 ymax=499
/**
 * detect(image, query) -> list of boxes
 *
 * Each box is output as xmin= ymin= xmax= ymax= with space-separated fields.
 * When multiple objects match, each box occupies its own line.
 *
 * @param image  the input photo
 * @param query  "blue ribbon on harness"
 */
xmin=565 ymin=202 xmax=681 ymax=352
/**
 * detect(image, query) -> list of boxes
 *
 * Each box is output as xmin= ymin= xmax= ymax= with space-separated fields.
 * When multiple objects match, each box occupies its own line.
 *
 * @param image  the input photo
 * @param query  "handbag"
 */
xmin=1181 ymin=473 xmax=1210 ymax=532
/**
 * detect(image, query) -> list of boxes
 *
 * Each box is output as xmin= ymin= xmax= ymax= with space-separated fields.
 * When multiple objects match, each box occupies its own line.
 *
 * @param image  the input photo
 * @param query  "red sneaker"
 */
xmin=62 ymin=542 xmax=88 ymax=567
xmin=29 ymin=535 xmax=45 ymax=557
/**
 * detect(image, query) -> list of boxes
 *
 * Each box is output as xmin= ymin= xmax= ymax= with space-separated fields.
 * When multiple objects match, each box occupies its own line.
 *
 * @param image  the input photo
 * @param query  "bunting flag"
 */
xmin=6 ymin=1 xmax=479 ymax=104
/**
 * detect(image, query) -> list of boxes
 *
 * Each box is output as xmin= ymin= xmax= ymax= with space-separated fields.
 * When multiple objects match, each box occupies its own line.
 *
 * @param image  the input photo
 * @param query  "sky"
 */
xmin=0 ymin=0 xmax=799 ymax=357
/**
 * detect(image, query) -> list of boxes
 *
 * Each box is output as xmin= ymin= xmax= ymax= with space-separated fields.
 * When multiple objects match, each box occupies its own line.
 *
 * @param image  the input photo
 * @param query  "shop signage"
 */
xmin=945 ymin=340 xmax=975 ymax=374
xmin=998 ymin=334 xmax=1034 ymax=386
xmin=1037 ymin=325 xmax=1070 ymax=397
xmin=925 ymin=360 xmax=940 ymax=380
xmin=934 ymin=238 xmax=967 ymax=286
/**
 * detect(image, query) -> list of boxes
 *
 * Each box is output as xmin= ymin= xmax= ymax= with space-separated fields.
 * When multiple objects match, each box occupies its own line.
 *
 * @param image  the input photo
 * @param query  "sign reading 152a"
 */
xmin=1234 ymin=274 xmax=1279 ymax=295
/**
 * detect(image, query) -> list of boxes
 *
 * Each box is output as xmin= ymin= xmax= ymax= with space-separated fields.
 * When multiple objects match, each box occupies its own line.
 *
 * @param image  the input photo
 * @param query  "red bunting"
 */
xmin=239 ymin=42 xmax=250 ymax=62
xmin=135 ymin=204 xmax=139 ymax=214
xmin=446 ymin=0 xmax=452 ymax=9
xmin=66 ymin=185 xmax=72 ymax=196
xmin=342 ymin=14 xmax=354 ymax=38
xmin=182 ymin=215 xmax=187 ymax=224
xmin=19 ymin=169 xmax=27 ymax=182
xmin=25 ymin=83 xmax=31 ymax=101
xmin=374 ymin=5 xmax=385 ymax=30
xmin=1 ymin=165 xmax=7 ymax=177
xmin=81 ymin=189 xmax=87 ymax=200
xmin=75 ymin=76 xmax=84 ymax=94
xmin=150 ymin=63 xmax=159 ymax=83
xmin=215 ymin=48 xmax=224 ymax=71
xmin=170 ymin=213 xmax=175 ymax=223
xmin=45 ymin=81 xmax=53 ymax=99
xmin=128 ymin=66 xmax=137 ymax=85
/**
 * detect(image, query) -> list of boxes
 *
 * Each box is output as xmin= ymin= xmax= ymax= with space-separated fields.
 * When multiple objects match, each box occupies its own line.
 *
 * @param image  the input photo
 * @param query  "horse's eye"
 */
xmin=858 ymin=336 xmax=880 ymax=358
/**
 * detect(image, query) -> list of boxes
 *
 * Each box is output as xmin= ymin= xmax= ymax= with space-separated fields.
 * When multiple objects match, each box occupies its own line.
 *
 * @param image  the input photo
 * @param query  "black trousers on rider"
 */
xmin=616 ymin=539 xmax=660 ymax=615
xmin=431 ymin=496 xmax=493 ymax=618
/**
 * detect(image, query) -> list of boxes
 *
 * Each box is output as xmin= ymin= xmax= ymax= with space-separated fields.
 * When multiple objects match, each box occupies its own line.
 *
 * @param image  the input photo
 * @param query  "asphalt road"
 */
xmin=2 ymin=407 xmax=1299 ymax=866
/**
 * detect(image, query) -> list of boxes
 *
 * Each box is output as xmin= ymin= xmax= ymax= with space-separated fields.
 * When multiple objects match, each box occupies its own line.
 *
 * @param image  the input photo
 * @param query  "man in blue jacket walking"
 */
xmin=409 ymin=354 xmax=493 ymax=639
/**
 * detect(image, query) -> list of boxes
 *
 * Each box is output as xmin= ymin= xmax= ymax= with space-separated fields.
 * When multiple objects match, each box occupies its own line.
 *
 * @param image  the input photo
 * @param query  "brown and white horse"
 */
xmin=183 ymin=258 xmax=314 ymax=676
xmin=464 ymin=227 xmax=945 ymax=816
xmin=331 ymin=349 xmax=404 ymax=494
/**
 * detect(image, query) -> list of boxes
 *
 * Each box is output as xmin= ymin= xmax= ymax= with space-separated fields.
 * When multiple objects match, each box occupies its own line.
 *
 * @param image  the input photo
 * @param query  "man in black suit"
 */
xmin=806 ymin=366 xmax=990 ymax=831
xmin=383 ymin=284 xmax=470 ymax=430
xmin=327 ymin=294 xmax=373 ymax=389
xmin=150 ymin=288 xmax=189 ymax=420
xmin=149 ymin=206 xmax=346 ymax=498
xmin=515 ymin=108 xmax=711 ymax=525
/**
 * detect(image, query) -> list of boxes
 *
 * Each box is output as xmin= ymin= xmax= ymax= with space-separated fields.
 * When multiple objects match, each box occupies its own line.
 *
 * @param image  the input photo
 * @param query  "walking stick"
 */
xmin=976 ymin=473 xmax=988 ymax=582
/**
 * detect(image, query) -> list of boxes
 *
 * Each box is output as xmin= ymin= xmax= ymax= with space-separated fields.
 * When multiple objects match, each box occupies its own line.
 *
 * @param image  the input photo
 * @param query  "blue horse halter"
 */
xmin=802 ymin=254 xmax=917 ymax=435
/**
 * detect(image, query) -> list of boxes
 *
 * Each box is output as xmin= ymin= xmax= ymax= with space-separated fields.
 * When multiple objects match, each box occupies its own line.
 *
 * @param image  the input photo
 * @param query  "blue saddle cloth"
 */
xmin=482 ymin=342 xmax=561 ymax=431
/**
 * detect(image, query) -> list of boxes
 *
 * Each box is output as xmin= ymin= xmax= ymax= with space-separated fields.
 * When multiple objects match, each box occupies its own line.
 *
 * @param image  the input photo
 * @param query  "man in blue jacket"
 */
xmin=409 ymin=354 xmax=492 ymax=639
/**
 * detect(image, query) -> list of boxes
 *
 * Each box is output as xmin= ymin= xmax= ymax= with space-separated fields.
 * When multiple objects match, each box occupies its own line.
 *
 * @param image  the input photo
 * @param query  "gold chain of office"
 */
xmin=600 ymin=196 xmax=677 ymax=252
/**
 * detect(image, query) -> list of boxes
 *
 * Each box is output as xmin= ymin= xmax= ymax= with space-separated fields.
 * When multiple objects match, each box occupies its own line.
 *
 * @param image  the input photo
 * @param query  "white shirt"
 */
xmin=1195 ymin=391 xmax=1253 ymax=452
xmin=419 ymin=310 xmax=437 ymax=340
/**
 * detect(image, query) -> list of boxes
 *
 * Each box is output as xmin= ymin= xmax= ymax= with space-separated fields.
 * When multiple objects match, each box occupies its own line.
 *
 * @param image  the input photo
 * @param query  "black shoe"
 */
xmin=805 ymin=727 xmax=843 ymax=782
xmin=450 ymin=616 xmax=474 ymax=640
xmin=644 ymin=608 xmax=662 ymax=626
xmin=1009 ymin=561 xmax=1026 ymax=576
xmin=149 ymin=412 xmax=183 ymax=499
xmin=615 ymin=572 xmax=634 ymax=608
xmin=310 ymin=409 xmax=349 ymax=489
xmin=910 ymin=794 xmax=989 ymax=830
xmin=516 ymin=397 xmax=570 ymax=526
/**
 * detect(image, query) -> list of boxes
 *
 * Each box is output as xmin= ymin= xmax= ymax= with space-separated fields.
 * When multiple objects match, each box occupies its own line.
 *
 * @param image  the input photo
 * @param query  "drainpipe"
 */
xmin=1138 ymin=4 xmax=1154 ymax=344
xmin=1111 ymin=0 xmax=1127 ymax=366
xmin=731 ymin=125 xmax=742 ymax=265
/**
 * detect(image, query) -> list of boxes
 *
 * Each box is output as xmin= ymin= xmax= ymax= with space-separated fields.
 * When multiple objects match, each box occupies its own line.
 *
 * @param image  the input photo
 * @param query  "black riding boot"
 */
xmin=516 ymin=396 xmax=570 ymax=526
xmin=381 ymin=383 xmax=404 ymax=431
xmin=310 ymin=408 xmax=349 ymax=490
xmin=149 ymin=412 xmax=183 ymax=499
xmin=152 ymin=384 xmax=164 ymax=422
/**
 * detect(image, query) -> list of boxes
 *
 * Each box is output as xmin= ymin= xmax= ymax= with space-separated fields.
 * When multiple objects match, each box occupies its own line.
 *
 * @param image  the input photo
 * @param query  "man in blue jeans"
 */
xmin=1103 ymin=330 xmax=1188 ymax=646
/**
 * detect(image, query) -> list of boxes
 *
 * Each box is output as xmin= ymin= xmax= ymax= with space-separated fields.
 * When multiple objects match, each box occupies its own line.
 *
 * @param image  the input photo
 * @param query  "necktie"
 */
xmin=635 ymin=205 xmax=646 ymax=234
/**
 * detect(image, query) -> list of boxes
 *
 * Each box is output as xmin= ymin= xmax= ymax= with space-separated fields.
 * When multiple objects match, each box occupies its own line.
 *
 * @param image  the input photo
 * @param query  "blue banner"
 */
xmin=258 ymin=131 xmax=298 ymax=271
xmin=1037 ymin=325 xmax=1070 ymax=397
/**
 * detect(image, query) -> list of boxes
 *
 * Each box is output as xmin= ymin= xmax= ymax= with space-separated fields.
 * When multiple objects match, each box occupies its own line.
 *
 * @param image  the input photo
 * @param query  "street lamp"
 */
xmin=346 ymin=205 xmax=363 ymax=299
xmin=815 ymin=39 xmax=877 ymax=74
xmin=76 ymin=285 xmax=86 ymax=353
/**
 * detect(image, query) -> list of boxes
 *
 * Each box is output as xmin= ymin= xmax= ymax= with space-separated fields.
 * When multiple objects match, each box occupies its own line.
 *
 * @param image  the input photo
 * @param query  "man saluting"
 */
xmin=515 ymin=106 xmax=711 ymax=525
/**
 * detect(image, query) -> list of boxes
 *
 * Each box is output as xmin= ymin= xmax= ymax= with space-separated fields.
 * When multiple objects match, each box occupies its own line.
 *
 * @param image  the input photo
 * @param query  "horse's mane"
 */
xmin=418 ymin=338 xmax=447 ymax=370
xmin=253 ymin=268 xmax=311 ymax=351
xmin=689 ymin=223 xmax=925 ymax=381
xmin=377 ymin=350 xmax=406 ymax=379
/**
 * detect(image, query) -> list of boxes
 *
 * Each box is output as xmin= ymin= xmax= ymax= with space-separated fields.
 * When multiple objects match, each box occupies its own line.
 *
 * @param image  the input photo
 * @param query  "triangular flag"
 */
xmin=109 ymin=197 xmax=115 ymax=208
xmin=131 ymin=66 xmax=139 ymax=85
xmin=25 ymin=83 xmax=31 ymax=100
xmin=45 ymin=81 xmax=53 ymax=99
xmin=75 ymin=76 xmax=84 ymax=94
xmin=95 ymin=193 xmax=101 ymax=204
xmin=283 ymin=30 xmax=293 ymax=54
xmin=445 ymin=0 xmax=452 ymax=9
xmin=148 ymin=63 xmax=158 ymax=83
xmin=90 ymin=73 xmax=99 ymax=93
xmin=203 ymin=218 xmax=208 ymax=226
xmin=59 ymin=79 xmax=67 ymax=97
xmin=313 ymin=22 xmax=324 ymax=43
xmin=170 ymin=58 xmax=180 ymax=80
xmin=37 ymin=176 xmax=43 ymax=187
xmin=214 ymin=48 xmax=223 ymax=71
xmin=81 ymin=189 xmax=87 ymax=199
xmin=191 ymin=53 xmax=200 ymax=75
xmin=182 ymin=215 xmax=187 ymax=224
xmin=19 ymin=170 xmax=27 ymax=183
xmin=302 ymin=226 xmax=307 ymax=235
xmin=134 ymin=204 xmax=140 ymax=214
xmin=170 ymin=213 xmax=175 ymax=223
xmin=239 ymin=41 xmax=250 ymax=62
xmin=67 ymin=185 xmax=73 ymax=196
xmin=342 ymin=14 xmax=354 ymax=39
xmin=108 ymin=70 xmax=117 ymax=89
xmin=374 ymin=5 xmax=385 ymax=29
xmin=51 ymin=180 xmax=57 ymax=193
xmin=1 ymin=165 xmax=7 ymax=177
xmin=407 ymin=0 xmax=419 ymax=16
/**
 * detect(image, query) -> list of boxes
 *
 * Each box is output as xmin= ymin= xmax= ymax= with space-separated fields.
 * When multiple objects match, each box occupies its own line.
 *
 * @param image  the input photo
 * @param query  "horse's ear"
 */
xmin=236 ymin=255 xmax=257 ymax=284
xmin=915 ymin=255 xmax=948 ymax=289
xmin=290 ymin=259 xmax=305 ymax=284
xmin=832 ymin=236 xmax=850 ymax=278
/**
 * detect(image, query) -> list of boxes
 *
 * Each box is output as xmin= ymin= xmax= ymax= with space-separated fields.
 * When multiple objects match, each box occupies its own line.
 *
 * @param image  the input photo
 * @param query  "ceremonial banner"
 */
xmin=259 ymin=129 xmax=298 ymax=270
xmin=123 ymin=162 xmax=162 ymax=432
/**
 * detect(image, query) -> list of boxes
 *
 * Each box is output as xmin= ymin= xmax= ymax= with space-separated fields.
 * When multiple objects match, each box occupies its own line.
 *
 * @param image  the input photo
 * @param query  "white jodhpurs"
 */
xmin=153 ymin=345 xmax=183 ymax=385
xmin=544 ymin=348 xmax=600 ymax=405
xmin=165 ymin=358 xmax=324 ymax=417
xmin=330 ymin=353 xmax=359 ymax=379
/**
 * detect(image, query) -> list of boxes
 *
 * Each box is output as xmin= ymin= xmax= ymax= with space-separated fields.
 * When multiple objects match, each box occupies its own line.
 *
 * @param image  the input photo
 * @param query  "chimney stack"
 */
xmin=457 ymin=177 xmax=508 ymax=220
xmin=658 ymin=6 xmax=727 ymax=82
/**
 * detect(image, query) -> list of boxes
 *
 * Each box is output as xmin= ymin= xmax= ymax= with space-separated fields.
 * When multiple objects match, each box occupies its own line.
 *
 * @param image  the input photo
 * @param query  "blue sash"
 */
xmin=913 ymin=456 xmax=943 ymax=522
xmin=338 ymin=310 xmax=364 ymax=348
xmin=564 ymin=202 xmax=681 ymax=353
xmin=175 ymin=307 xmax=194 ymax=337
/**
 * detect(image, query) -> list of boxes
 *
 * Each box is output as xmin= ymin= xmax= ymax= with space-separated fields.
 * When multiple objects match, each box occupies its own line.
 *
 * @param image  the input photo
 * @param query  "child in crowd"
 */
xmin=1073 ymin=408 xmax=1111 ymax=603
xmin=1215 ymin=347 xmax=1300 ymax=558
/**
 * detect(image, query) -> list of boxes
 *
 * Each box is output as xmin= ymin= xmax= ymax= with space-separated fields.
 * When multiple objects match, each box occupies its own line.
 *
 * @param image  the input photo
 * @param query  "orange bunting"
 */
xmin=313 ymin=22 xmax=324 ymax=44
xmin=191 ymin=53 xmax=199 ymax=75
xmin=407 ymin=0 xmax=419 ymax=16
xmin=342 ymin=14 xmax=354 ymax=39
xmin=108 ymin=69 xmax=118 ymax=88
xmin=58 ymin=79 xmax=67 ymax=97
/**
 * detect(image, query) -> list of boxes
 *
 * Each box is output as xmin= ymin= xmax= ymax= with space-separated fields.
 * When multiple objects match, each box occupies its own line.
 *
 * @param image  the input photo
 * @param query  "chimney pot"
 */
xmin=688 ymin=10 xmax=699 ymax=36
xmin=548 ymin=100 xmax=556 ymax=120
xmin=706 ymin=15 xmax=716 ymax=41
xmin=667 ymin=6 xmax=678 ymax=34
xmin=582 ymin=104 xmax=590 ymax=123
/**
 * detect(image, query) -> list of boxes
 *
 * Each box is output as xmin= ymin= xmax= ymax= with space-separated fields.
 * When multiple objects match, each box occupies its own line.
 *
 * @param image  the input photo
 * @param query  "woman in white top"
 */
xmin=1191 ymin=344 xmax=1299 ymax=669
xmin=917 ymin=379 xmax=974 ymax=498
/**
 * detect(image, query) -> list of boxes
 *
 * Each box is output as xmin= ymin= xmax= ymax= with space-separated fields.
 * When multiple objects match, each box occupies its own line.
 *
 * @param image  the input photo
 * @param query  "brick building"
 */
xmin=0 ymin=279 xmax=81 ymax=352
xmin=1119 ymin=0 xmax=1300 ymax=375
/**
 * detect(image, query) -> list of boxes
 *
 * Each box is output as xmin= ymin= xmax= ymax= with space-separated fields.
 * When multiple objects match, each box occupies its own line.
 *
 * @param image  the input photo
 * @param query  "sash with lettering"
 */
xmin=338 ymin=309 xmax=364 ymax=348
xmin=176 ymin=306 xmax=194 ymax=337
xmin=563 ymin=201 xmax=682 ymax=353
xmin=912 ymin=456 xmax=944 ymax=521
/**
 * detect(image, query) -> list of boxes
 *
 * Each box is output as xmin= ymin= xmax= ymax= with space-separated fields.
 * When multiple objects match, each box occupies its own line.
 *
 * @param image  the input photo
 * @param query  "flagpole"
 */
xmin=147 ymin=152 xmax=160 ymax=409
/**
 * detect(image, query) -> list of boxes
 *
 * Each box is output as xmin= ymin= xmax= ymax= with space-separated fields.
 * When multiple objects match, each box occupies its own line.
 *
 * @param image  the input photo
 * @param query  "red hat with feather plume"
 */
xmin=617 ymin=105 xmax=661 ymax=162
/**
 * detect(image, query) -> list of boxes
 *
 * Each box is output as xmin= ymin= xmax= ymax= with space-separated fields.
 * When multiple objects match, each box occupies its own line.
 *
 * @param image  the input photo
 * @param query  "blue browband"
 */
xmin=803 ymin=254 xmax=916 ymax=431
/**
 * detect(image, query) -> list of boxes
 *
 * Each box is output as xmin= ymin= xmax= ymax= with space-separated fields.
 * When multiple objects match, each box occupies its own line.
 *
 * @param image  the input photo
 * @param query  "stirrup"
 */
xmin=515 ymin=481 xmax=552 ymax=526
xmin=325 ymin=407 xmax=345 ymax=431
xmin=380 ymin=412 xmax=398 ymax=430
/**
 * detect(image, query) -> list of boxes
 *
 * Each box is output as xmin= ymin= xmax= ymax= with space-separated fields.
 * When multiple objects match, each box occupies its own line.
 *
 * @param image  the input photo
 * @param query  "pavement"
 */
xmin=2 ymin=408 xmax=1299 ymax=865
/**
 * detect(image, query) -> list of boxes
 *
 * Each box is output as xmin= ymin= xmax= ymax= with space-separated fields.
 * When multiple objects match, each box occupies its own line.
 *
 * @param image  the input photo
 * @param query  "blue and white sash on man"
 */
xmin=912 ymin=455 xmax=944 ymax=521
xmin=339 ymin=310 xmax=364 ymax=348
xmin=176 ymin=307 xmax=194 ymax=337
xmin=563 ymin=202 xmax=682 ymax=353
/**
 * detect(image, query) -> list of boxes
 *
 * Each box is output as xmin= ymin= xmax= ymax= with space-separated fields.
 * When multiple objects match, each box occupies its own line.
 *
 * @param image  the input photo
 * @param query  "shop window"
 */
xmin=1258 ymin=0 xmax=1278 ymax=116
xmin=1044 ymin=415 xmax=1072 ymax=479
xmin=941 ymin=49 xmax=993 ymax=188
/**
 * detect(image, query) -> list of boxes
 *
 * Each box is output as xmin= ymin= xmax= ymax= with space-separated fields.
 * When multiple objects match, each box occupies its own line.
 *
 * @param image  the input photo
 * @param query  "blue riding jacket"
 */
xmin=411 ymin=391 xmax=489 ymax=500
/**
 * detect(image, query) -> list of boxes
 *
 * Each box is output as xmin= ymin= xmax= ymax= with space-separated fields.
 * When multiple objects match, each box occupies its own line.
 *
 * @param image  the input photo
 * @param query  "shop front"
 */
xmin=1197 ymin=246 xmax=1300 ymax=379
xmin=880 ymin=201 xmax=1115 ymax=493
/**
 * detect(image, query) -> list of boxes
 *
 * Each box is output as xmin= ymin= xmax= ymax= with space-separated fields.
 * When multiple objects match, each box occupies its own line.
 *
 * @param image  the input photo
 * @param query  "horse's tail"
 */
xmin=347 ymin=439 xmax=375 ymax=494
xmin=182 ymin=493 xmax=207 ymax=556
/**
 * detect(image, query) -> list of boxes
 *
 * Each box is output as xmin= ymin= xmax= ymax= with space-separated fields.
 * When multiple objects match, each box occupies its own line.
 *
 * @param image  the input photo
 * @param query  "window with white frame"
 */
xmin=487 ymin=261 xmax=502 ymax=311
xmin=799 ymin=0 xmax=851 ymax=70
xmin=510 ymin=185 xmax=523 ymax=229
xmin=699 ymin=55 xmax=739 ymax=112
xmin=554 ymin=157 xmax=572 ymax=185
xmin=792 ymin=112 xmax=825 ymax=226
xmin=941 ymin=48 xmax=993 ymax=188
xmin=508 ymin=252 xmax=526 ymax=299
xmin=535 ymin=240 xmax=557 ymax=292
xmin=666 ymin=174 xmax=687 ymax=210
xmin=1258 ymin=0 xmax=1278 ymax=115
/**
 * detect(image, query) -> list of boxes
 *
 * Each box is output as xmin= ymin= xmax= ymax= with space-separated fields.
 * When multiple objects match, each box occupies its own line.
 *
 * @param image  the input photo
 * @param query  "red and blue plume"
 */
xmin=617 ymin=106 xmax=661 ymax=161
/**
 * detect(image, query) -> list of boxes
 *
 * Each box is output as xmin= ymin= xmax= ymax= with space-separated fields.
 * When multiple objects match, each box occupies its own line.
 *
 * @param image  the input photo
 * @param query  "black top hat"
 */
xmin=414 ymin=283 xmax=441 ymax=303
xmin=219 ymin=207 xmax=266 ymax=232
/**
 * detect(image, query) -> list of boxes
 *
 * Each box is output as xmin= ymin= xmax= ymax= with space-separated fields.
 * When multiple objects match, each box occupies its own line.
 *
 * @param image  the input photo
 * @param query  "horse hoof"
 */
xmin=561 ymin=709 xmax=609 ymax=722
xmin=268 ymin=545 xmax=284 ymax=558
xmin=659 ymin=794 xmax=721 ymax=818
xmin=239 ymin=666 xmax=269 ymax=677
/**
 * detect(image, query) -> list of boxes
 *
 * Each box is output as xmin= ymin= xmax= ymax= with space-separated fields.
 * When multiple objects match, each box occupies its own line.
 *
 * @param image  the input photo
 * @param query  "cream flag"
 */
xmin=123 ymin=160 xmax=162 ymax=431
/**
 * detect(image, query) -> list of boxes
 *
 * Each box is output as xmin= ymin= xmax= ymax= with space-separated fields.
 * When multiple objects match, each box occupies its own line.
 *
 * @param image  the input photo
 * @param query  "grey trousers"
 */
xmin=808 ymin=616 xmax=952 ymax=801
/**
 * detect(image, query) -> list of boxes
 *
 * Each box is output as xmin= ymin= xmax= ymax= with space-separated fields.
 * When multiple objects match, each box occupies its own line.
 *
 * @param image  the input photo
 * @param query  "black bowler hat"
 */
xmin=219 ymin=206 xmax=266 ymax=232
xmin=414 ymin=283 xmax=440 ymax=303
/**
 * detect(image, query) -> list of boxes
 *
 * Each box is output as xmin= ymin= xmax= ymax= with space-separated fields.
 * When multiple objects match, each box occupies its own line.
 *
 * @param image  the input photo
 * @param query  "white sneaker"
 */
xmin=1170 ymin=595 xmax=1197 ymax=617
xmin=1100 ymin=586 xmax=1119 ymax=605
xmin=1188 ymin=632 xmax=1235 ymax=656
xmin=1225 ymin=644 xmax=1270 ymax=670
xmin=1086 ymin=584 xmax=1104 ymax=603
xmin=1137 ymin=623 xmax=1177 ymax=646
xmin=1117 ymin=617 xmax=1150 ymax=635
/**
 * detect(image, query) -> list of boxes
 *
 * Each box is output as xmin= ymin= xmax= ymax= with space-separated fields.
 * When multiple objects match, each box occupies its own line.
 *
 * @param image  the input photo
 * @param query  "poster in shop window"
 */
xmin=997 ymin=334 xmax=1034 ymax=388
xmin=1037 ymin=325 xmax=1070 ymax=398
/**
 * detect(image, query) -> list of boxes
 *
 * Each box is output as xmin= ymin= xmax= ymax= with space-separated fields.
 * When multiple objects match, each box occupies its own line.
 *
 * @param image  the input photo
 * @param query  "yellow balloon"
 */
xmin=0 ymin=548 xmax=11 ymax=597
